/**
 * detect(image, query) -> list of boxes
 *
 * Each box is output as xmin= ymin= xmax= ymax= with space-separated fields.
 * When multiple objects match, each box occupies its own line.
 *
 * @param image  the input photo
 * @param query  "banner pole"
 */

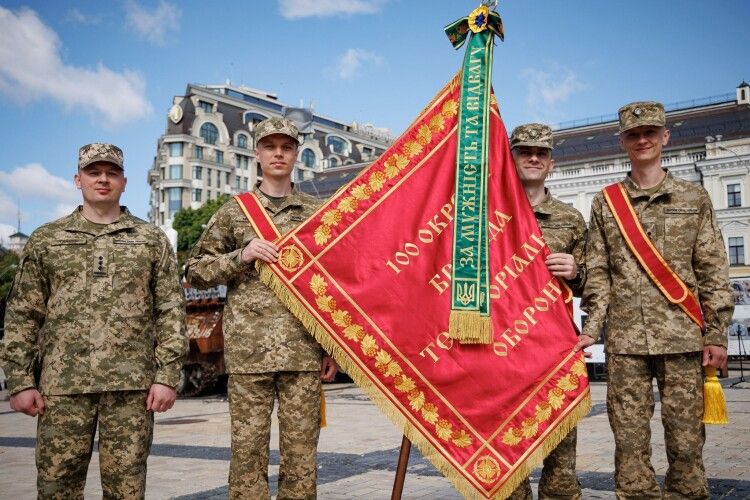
xmin=390 ymin=435 xmax=412 ymax=500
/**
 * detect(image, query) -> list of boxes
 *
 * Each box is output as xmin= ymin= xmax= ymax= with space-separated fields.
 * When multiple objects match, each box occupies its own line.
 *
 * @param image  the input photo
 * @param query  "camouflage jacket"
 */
xmin=582 ymin=172 xmax=733 ymax=354
xmin=2 ymin=208 xmax=187 ymax=396
xmin=185 ymin=187 xmax=323 ymax=374
xmin=534 ymin=190 xmax=587 ymax=296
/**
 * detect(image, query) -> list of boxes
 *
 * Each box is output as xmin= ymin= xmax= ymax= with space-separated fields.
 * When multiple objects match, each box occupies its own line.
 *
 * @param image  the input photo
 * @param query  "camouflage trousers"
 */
xmin=507 ymin=427 xmax=582 ymax=500
xmin=36 ymin=391 xmax=153 ymax=500
xmin=607 ymin=352 xmax=708 ymax=500
xmin=228 ymin=372 xmax=321 ymax=500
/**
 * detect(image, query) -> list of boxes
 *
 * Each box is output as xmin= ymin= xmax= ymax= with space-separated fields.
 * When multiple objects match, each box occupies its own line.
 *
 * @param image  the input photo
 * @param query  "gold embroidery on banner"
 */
xmin=500 ymin=359 xmax=587 ymax=447
xmin=312 ymin=98 xmax=459 ymax=246
xmin=309 ymin=273 xmax=473 ymax=448
xmin=278 ymin=245 xmax=304 ymax=272
xmin=474 ymin=455 xmax=501 ymax=484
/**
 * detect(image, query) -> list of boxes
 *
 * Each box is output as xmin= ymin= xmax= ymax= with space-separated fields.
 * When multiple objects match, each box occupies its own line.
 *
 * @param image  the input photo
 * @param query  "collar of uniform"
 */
xmin=532 ymin=189 xmax=555 ymax=216
xmin=622 ymin=169 xmax=673 ymax=200
xmin=65 ymin=206 xmax=136 ymax=234
xmin=252 ymin=184 xmax=304 ymax=214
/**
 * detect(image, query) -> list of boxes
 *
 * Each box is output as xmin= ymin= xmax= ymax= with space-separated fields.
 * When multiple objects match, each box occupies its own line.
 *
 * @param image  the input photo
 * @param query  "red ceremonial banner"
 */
xmin=258 ymin=74 xmax=591 ymax=499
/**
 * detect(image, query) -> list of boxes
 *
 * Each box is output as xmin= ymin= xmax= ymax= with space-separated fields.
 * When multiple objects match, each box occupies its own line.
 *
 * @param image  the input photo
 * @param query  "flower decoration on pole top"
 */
xmin=468 ymin=4 xmax=490 ymax=33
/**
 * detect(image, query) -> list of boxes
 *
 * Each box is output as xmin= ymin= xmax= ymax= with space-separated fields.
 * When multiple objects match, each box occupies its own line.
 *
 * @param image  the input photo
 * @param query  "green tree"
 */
xmin=0 ymin=250 xmax=20 ymax=299
xmin=172 ymin=195 xmax=231 ymax=267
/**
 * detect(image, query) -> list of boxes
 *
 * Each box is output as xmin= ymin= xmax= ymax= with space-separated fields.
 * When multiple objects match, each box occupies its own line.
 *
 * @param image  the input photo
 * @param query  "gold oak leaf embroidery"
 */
xmin=421 ymin=403 xmax=439 ymax=424
xmin=337 ymin=197 xmax=358 ymax=213
xmin=309 ymin=275 xmax=327 ymax=296
xmin=360 ymin=334 xmax=378 ymax=357
xmin=314 ymin=225 xmax=331 ymax=245
xmin=395 ymin=375 xmax=416 ymax=393
xmin=435 ymin=419 xmax=453 ymax=440
xmin=452 ymin=430 xmax=472 ymax=448
xmin=351 ymin=184 xmax=372 ymax=200
xmin=403 ymin=140 xmax=423 ymax=158
xmin=416 ymin=125 xmax=432 ymax=145
xmin=521 ymin=417 xmax=538 ymax=439
xmin=331 ymin=309 xmax=352 ymax=327
xmin=320 ymin=209 xmax=342 ymax=226
xmin=315 ymin=295 xmax=336 ymax=313
xmin=502 ymin=428 xmax=522 ymax=446
xmin=408 ymin=389 xmax=425 ymax=411
xmin=368 ymin=171 xmax=386 ymax=192
xmin=548 ymin=387 xmax=565 ymax=410
xmin=342 ymin=324 xmax=364 ymax=341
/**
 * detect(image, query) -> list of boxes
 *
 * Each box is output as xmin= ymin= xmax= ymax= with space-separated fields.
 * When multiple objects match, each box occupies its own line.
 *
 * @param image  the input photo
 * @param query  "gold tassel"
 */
xmin=320 ymin=387 xmax=327 ymax=428
xmin=448 ymin=310 xmax=493 ymax=344
xmin=702 ymin=366 xmax=728 ymax=425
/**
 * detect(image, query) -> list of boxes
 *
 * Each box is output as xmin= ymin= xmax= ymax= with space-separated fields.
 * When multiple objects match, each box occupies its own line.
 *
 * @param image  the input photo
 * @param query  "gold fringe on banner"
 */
xmin=448 ymin=310 xmax=493 ymax=344
xmin=257 ymin=261 xmax=591 ymax=498
xmin=702 ymin=366 xmax=728 ymax=425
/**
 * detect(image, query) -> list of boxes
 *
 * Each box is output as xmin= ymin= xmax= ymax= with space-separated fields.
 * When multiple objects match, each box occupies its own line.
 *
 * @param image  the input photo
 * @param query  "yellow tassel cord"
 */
xmin=320 ymin=387 xmax=327 ymax=428
xmin=448 ymin=310 xmax=493 ymax=344
xmin=702 ymin=366 xmax=728 ymax=425
xmin=258 ymin=262 xmax=592 ymax=498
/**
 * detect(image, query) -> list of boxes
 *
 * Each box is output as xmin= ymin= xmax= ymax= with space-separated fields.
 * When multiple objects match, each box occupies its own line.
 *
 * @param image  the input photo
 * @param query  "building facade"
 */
xmin=147 ymin=83 xmax=393 ymax=230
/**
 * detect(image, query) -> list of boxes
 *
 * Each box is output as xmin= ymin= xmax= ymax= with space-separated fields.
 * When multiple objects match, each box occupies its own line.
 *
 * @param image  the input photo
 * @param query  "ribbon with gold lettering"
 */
xmin=445 ymin=5 xmax=504 ymax=344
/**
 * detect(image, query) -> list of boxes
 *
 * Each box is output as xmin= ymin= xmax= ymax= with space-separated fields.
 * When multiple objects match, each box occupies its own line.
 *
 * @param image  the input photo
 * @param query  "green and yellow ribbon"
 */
xmin=446 ymin=5 xmax=503 ymax=344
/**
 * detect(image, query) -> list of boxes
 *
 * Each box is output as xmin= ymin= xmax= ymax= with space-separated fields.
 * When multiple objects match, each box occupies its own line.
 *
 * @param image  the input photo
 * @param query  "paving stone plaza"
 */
xmin=1 ymin=374 xmax=749 ymax=499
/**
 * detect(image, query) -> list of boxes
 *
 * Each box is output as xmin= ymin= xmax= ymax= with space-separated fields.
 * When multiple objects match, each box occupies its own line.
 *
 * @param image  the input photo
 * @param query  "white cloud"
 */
xmin=0 ymin=164 xmax=79 ymax=228
xmin=125 ymin=0 xmax=181 ymax=46
xmin=521 ymin=65 xmax=587 ymax=123
xmin=280 ymin=0 xmax=386 ymax=19
xmin=66 ymin=8 xmax=102 ymax=25
xmin=0 ymin=7 xmax=152 ymax=126
xmin=335 ymin=48 xmax=384 ymax=80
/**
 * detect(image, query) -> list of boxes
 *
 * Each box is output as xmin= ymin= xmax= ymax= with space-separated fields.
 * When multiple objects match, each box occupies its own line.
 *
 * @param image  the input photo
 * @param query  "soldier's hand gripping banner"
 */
xmin=256 ymin=5 xmax=591 ymax=498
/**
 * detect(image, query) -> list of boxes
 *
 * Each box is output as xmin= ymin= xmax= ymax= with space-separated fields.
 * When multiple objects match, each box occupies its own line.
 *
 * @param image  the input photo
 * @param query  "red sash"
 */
xmin=602 ymin=182 xmax=705 ymax=331
xmin=234 ymin=192 xmax=281 ymax=241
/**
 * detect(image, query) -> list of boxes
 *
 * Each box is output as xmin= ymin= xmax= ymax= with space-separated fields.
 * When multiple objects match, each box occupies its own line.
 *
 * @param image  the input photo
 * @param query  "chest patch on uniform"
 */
xmin=663 ymin=207 xmax=699 ymax=215
xmin=114 ymin=239 xmax=149 ymax=245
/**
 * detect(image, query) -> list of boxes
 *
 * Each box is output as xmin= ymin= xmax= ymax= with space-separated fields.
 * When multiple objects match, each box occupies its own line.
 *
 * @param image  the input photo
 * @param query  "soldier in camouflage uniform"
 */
xmin=185 ymin=117 xmax=338 ymax=500
xmin=2 ymin=143 xmax=187 ymax=499
xmin=578 ymin=102 xmax=734 ymax=499
xmin=506 ymin=124 xmax=586 ymax=500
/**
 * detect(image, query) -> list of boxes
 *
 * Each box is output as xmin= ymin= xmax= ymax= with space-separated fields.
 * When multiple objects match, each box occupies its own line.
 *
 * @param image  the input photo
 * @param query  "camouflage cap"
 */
xmin=254 ymin=117 xmax=301 ymax=145
xmin=618 ymin=101 xmax=665 ymax=133
xmin=78 ymin=143 xmax=124 ymax=170
xmin=510 ymin=123 xmax=554 ymax=150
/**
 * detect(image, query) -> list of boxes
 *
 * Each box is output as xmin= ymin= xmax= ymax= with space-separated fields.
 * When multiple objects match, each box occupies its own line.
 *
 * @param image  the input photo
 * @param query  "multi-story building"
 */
xmin=147 ymin=82 xmax=393 ymax=229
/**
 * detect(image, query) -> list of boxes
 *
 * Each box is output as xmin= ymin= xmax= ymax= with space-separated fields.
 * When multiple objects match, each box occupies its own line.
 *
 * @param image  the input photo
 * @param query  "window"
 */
xmin=243 ymin=177 xmax=248 ymax=190
xmin=301 ymin=149 xmax=316 ymax=168
xmin=329 ymin=157 xmax=339 ymax=168
xmin=237 ymin=134 xmax=248 ymax=149
xmin=235 ymin=176 xmax=241 ymax=190
xmin=195 ymin=146 xmax=203 ymax=159
xmin=244 ymin=112 xmax=268 ymax=126
xmin=216 ymin=150 xmax=224 ymax=164
xmin=326 ymin=136 xmax=347 ymax=154
xmin=362 ymin=146 xmax=373 ymax=159
xmin=198 ymin=100 xmax=213 ymax=113
xmin=169 ymin=164 xmax=182 ymax=179
xmin=167 ymin=188 xmax=182 ymax=218
xmin=236 ymin=155 xmax=249 ymax=170
xmin=200 ymin=123 xmax=219 ymax=145
xmin=192 ymin=189 xmax=202 ymax=202
xmin=192 ymin=165 xmax=202 ymax=180
xmin=225 ymin=172 xmax=230 ymax=185
xmin=207 ymin=168 xmax=212 ymax=186
xmin=728 ymin=183 xmax=741 ymax=208
xmin=169 ymin=142 xmax=183 ymax=157
xmin=216 ymin=171 xmax=221 ymax=188
xmin=729 ymin=237 xmax=745 ymax=265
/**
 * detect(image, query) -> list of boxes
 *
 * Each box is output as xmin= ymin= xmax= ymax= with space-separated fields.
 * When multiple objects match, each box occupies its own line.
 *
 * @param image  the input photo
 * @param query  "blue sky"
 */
xmin=1 ymin=0 xmax=749 ymax=240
